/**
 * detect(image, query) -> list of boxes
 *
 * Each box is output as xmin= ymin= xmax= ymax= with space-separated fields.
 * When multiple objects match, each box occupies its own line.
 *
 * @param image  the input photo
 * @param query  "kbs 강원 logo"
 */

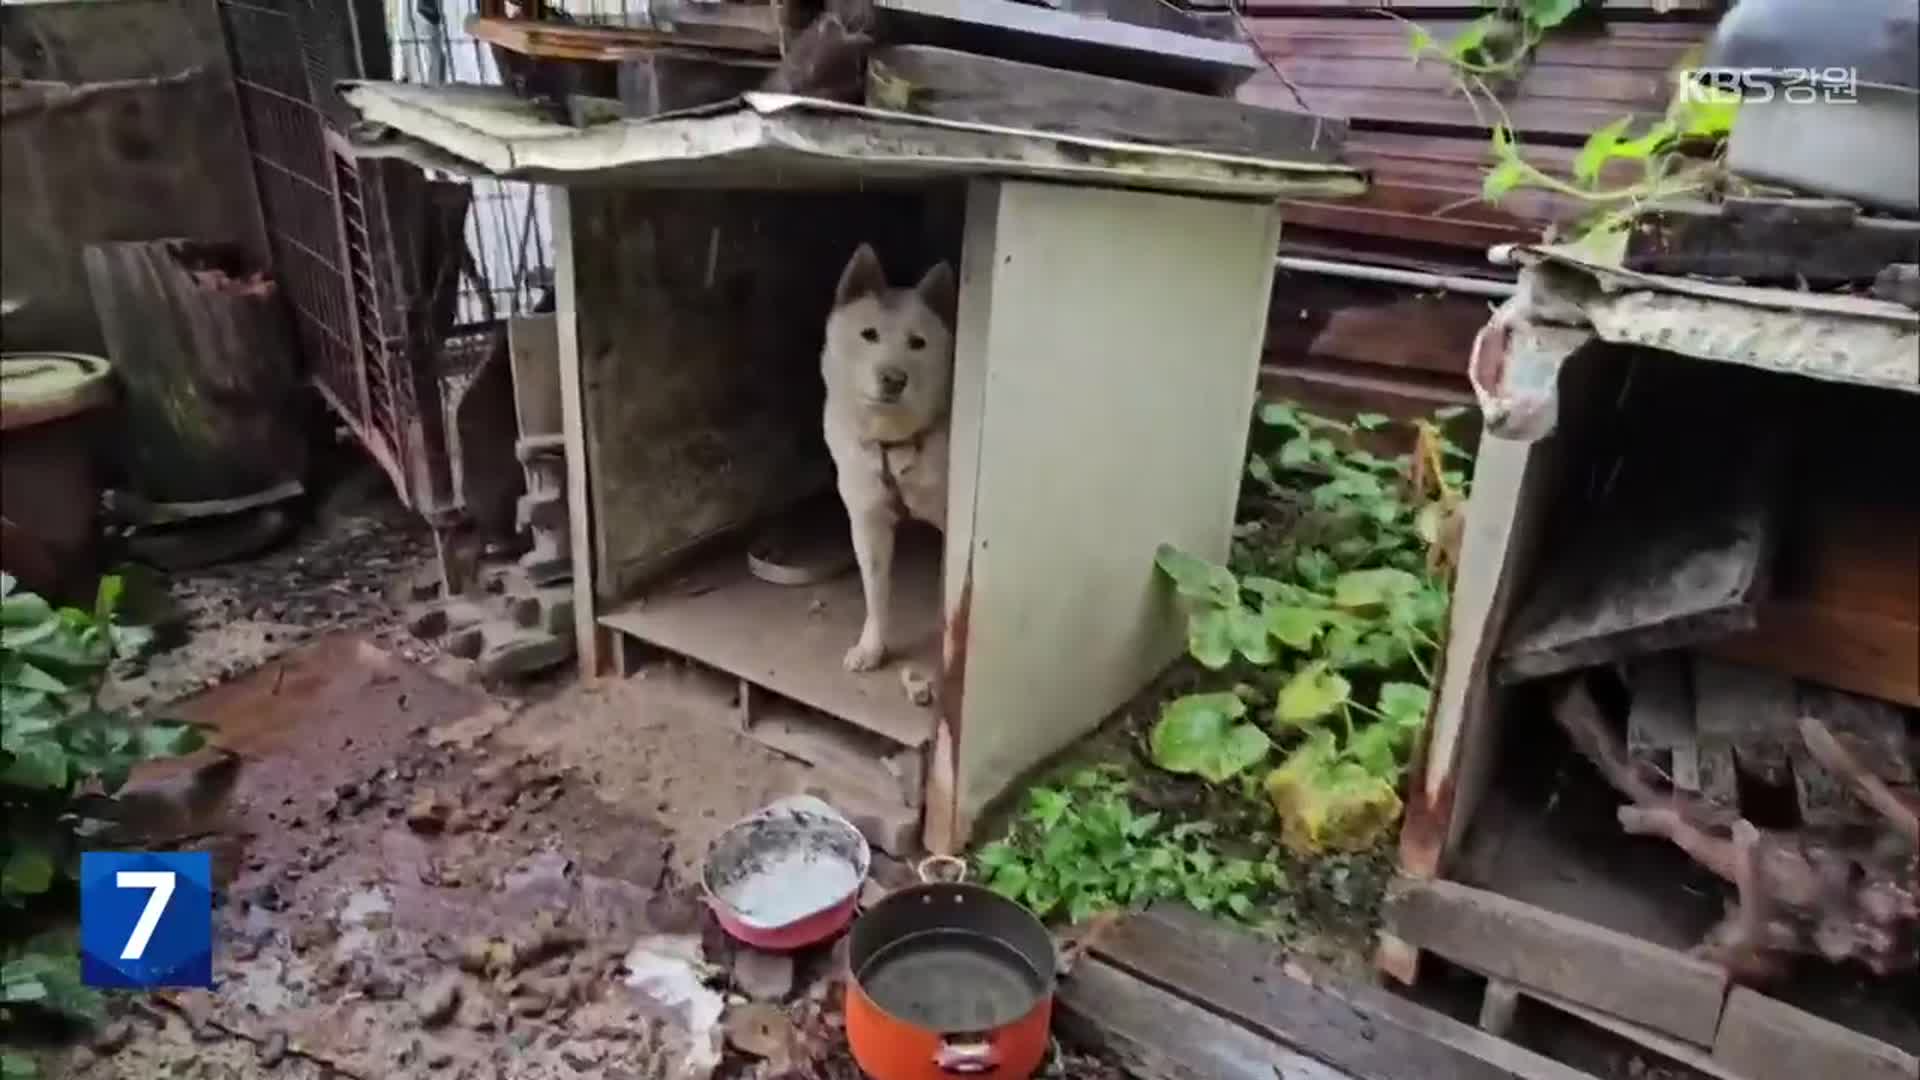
xmin=79 ymin=852 xmax=213 ymax=988
xmin=1681 ymin=67 xmax=1859 ymax=105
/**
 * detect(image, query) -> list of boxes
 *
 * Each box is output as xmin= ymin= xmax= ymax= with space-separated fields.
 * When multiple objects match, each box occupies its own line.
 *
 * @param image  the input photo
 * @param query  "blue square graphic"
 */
xmin=80 ymin=852 xmax=213 ymax=989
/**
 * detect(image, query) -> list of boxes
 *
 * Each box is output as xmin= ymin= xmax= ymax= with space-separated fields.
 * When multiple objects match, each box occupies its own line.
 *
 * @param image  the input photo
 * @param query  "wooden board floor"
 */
xmin=600 ymin=530 xmax=942 ymax=751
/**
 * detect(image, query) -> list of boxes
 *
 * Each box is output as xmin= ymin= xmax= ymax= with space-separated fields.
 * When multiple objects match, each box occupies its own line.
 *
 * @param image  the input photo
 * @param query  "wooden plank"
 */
xmin=1523 ymin=985 xmax=1750 ymax=1080
xmin=1397 ymin=422 xmax=1564 ymax=878
xmin=1057 ymin=0 xmax=1242 ymax=40
xmin=1056 ymin=957 xmax=1353 ymax=1080
xmin=869 ymin=0 xmax=1262 ymax=94
xmin=1767 ymin=603 xmax=1919 ymax=699
xmin=865 ymin=45 xmax=1344 ymax=162
xmin=1702 ymin=486 xmax=1920 ymax=708
xmin=1790 ymin=683 xmax=1916 ymax=827
xmin=616 ymin=51 xmax=773 ymax=118
xmin=466 ymin=14 xmax=780 ymax=59
xmin=600 ymin=534 xmax=940 ymax=752
xmin=1477 ymin=980 xmax=1521 ymax=1038
xmin=1713 ymin=987 xmax=1920 ymax=1080
xmin=1052 ymin=953 xmax=1351 ymax=1068
xmin=507 ymin=313 xmax=562 ymax=439
xmin=1707 ymin=605 xmax=1920 ymax=709
xmin=1272 ymin=127 xmax=1635 ymax=251
xmin=1691 ymin=657 xmax=1797 ymax=788
xmin=947 ymin=181 xmax=1277 ymax=833
xmin=1279 ymin=196 xmax=1544 ymax=253
xmin=1096 ymin=905 xmax=1597 ymax=1080
xmin=1241 ymin=70 xmax=1668 ymax=141
xmin=739 ymin=689 xmax=923 ymax=810
xmin=1625 ymin=199 xmax=1920 ymax=286
xmin=1384 ymin=878 xmax=1730 ymax=1046
xmin=1624 ymin=654 xmax=1708 ymax=794
xmin=550 ymin=188 xmax=606 ymax=678
xmin=1796 ymin=684 xmax=1914 ymax=786
xmin=1259 ymin=363 xmax=1473 ymax=420
xmin=1267 ymin=282 xmax=1490 ymax=377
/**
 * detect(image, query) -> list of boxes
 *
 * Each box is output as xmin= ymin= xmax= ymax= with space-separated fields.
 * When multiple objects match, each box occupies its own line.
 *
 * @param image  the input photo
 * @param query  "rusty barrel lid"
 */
xmin=1 ymin=352 xmax=114 ymax=431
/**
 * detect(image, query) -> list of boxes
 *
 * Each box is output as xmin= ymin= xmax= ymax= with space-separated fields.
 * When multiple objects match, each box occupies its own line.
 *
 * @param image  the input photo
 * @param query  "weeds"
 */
xmin=973 ymin=403 xmax=1473 ymax=939
xmin=975 ymin=766 xmax=1291 ymax=930
xmin=1151 ymin=405 xmax=1467 ymax=855
xmin=2 ymin=572 xmax=202 ymax=1073
xmin=1396 ymin=0 xmax=1744 ymax=246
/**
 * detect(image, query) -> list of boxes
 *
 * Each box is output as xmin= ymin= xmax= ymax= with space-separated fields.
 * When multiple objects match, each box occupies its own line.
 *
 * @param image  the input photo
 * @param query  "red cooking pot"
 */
xmin=846 ymin=857 xmax=1055 ymax=1080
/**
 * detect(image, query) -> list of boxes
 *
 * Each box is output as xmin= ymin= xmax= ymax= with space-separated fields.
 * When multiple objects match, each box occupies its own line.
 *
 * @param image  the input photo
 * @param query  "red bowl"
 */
xmin=702 ymin=796 xmax=870 ymax=951
xmin=710 ymin=889 xmax=860 ymax=951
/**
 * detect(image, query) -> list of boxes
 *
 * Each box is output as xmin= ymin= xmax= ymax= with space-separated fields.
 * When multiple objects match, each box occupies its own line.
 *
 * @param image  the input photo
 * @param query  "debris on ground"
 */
xmin=724 ymin=1001 xmax=802 ymax=1072
xmin=411 ymin=972 xmax=462 ymax=1028
xmin=898 ymin=664 xmax=934 ymax=706
xmin=99 ymin=470 xmax=439 ymax=710
xmin=732 ymin=946 xmax=797 ymax=1002
xmin=623 ymin=934 xmax=727 ymax=1076
xmin=18 ymin=495 xmax=1133 ymax=1080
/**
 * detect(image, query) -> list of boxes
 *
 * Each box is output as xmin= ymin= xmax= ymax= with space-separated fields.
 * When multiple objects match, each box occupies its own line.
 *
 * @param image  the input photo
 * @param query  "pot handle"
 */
xmin=934 ymin=1039 xmax=999 ymax=1074
xmin=917 ymin=855 xmax=967 ymax=884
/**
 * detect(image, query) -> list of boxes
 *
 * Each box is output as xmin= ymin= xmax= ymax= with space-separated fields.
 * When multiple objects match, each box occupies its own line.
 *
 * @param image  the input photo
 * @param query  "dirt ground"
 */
xmin=21 ymin=469 xmax=1123 ymax=1080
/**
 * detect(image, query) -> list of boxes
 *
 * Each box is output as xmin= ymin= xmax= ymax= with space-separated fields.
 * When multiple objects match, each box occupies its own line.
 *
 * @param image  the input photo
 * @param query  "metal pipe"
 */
xmin=1274 ymin=254 xmax=1518 ymax=300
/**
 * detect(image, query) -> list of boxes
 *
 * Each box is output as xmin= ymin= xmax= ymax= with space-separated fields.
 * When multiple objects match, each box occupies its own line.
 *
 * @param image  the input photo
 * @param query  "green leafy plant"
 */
xmin=1403 ymin=0 xmax=1586 ymax=82
xmin=1147 ymin=405 xmax=1467 ymax=854
xmin=0 ymin=931 xmax=98 ymax=1079
xmin=1481 ymin=76 xmax=1742 ymax=244
xmin=1148 ymin=693 xmax=1271 ymax=784
xmin=1 ymin=936 xmax=97 ymax=1028
xmin=974 ymin=767 xmax=1289 ymax=926
xmin=1399 ymin=0 xmax=1742 ymax=246
xmin=2 ymin=573 xmax=204 ymax=1070
xmin=2 ymin=572 xmax=202 ymax=906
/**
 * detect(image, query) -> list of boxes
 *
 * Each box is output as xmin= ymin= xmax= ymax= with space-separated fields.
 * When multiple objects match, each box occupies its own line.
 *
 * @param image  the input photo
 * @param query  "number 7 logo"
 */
xmin=115 ymin=871 xmax=177 ymax=961
xmin=81 ymin=852 xmax=213 ymax=988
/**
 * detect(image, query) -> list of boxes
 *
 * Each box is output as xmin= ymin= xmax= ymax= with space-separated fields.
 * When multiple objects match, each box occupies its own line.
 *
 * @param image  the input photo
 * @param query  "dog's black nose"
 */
xmin=877 ymin=367 xmax=908 ymax=398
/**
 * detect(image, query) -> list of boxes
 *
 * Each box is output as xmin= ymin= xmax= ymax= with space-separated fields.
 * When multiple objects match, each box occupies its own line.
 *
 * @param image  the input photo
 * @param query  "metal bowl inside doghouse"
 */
xmin=703 ymin=796 xmax=871 ymax=950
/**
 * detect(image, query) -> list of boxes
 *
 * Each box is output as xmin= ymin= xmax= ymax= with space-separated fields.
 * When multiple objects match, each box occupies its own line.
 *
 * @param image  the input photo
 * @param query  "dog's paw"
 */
xmin=843 ymin=639 xmax=887 ymax=672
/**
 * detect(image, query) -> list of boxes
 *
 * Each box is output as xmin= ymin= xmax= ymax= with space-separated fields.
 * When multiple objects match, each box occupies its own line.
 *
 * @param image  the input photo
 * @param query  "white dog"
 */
xmin=821 ymin=244 xmax=956 ymax=672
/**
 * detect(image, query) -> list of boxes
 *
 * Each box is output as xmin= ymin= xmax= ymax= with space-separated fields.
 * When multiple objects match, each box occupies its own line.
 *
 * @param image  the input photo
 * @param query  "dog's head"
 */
xmin=822 ymin=244 xmax=956 ymax=431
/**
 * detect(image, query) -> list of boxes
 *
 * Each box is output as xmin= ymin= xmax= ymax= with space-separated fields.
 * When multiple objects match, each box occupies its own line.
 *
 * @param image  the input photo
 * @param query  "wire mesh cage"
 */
xmin=217 ymin=0 xmax=552 ymax=521
xmin=391 ymin=0 xmax=556 ymax=326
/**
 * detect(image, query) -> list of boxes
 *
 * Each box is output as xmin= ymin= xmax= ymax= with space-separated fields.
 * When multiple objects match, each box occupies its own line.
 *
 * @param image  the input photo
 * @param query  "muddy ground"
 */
xmin=23 ymin=468 xmax=1123 ymax=1080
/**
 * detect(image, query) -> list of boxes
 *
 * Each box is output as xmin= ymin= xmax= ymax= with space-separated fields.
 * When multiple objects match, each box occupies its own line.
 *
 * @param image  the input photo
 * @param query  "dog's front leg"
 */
xmin=844 ymin=504 xmax=897 ymax=671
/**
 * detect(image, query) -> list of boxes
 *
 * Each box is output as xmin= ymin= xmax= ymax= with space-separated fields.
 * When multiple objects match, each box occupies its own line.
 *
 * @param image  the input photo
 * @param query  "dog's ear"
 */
xmin=914 ymin=261 xmax=956 ymax=326
xmin=834 ymin=243 xmax=888 ymax=308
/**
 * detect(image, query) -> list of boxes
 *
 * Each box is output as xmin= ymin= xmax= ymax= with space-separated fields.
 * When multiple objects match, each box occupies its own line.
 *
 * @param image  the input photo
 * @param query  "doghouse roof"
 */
xmin=336 ymin=83 xmax=1368 ymax=200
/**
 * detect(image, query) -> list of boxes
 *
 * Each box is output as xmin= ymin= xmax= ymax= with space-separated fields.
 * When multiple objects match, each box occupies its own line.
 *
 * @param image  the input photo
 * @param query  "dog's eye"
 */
xmin=860 ymin=327 xmax=879 ymax=343
xmin=906 ymin=334 xmax=926 ymax=351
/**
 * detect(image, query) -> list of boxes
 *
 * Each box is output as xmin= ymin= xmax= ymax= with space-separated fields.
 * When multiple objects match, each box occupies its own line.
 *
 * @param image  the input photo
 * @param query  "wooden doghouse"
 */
xmin=1386 ymin=240 xmax=1920 ymax=1080
xmin=338 ymin=84 xmax=1363 ymax=852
